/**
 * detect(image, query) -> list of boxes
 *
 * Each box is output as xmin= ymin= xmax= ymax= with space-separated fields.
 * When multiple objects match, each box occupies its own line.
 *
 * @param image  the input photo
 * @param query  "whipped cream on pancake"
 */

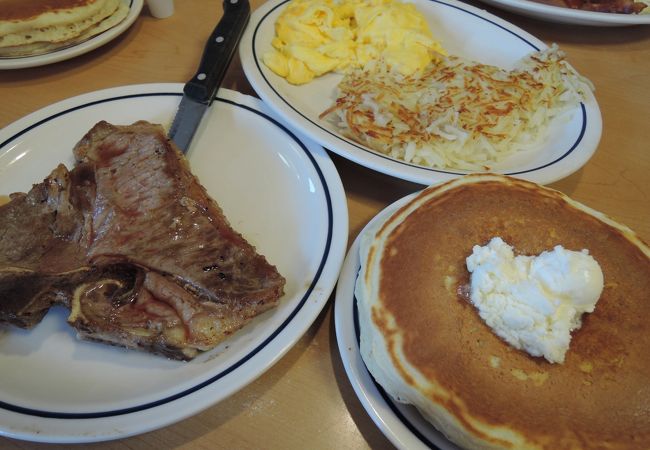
xmin=466 ymin=237 xmax=604 ymax=364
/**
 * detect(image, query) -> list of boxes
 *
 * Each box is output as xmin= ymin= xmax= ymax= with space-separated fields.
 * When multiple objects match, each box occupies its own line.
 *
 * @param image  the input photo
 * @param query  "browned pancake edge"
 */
xmin=363 ymin=174 xmax=650 ymax=449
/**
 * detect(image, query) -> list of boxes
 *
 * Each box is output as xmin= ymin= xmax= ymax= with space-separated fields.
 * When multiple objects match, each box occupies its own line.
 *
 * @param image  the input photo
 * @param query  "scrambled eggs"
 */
xmin=263 ymin=0 xmax=445 ymax=85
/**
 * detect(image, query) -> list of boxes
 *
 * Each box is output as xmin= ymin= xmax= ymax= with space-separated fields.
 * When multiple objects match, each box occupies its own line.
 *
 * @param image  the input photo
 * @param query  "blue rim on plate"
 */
xmin=0 ymin=92 xmax=334 ymax=420
xmin=352 ymin=288 xmax=441 ymax=449
xmin=247 ymin=0 xmax=589 ymax=178
xmin=475 ymin=0 xmax=650 ymax=26
xmin=334 ymin=195 xmax=459 ymax=450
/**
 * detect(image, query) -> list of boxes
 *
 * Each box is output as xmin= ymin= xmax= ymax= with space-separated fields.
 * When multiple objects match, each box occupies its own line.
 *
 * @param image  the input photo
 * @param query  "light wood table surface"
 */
xmin=1 ymin=1 xmax=648 ymax=449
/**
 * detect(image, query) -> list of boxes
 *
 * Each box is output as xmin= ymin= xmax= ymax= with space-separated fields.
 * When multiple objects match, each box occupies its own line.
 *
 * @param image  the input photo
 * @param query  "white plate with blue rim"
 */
xmin=0 ymin=84 xmax=348 ymax=443
xmin=0 ymin=0 xmax=144 ymax=70
xmin=334 ymin=194 xmax=459 ymax=450
xmin=475 ymin=0 xmax=650 ymax=26
xmin=240 ymin=0 xmax=602 ymax=186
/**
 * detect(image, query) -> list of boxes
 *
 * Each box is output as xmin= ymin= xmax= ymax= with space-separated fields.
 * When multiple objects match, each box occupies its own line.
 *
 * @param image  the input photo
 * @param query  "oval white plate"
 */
xmin=240 ymin=0 xmax=602 ymax=186
xmin=0 ymin=0 xmax=144 ymax=70
xmin=0 ymin=85 xmax=348 ymax=443
xmin=475 ymin=0 xmax=650 ymax=26
xmin=335 ymin=194 xmax=460 ymax=450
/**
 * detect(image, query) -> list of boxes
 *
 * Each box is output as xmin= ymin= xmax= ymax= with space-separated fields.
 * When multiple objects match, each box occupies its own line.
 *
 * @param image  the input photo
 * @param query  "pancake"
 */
xmin=0 ymin=0 xmax=126 ymax=57
xmin=356 ymin=174 xmax=650 ymax=449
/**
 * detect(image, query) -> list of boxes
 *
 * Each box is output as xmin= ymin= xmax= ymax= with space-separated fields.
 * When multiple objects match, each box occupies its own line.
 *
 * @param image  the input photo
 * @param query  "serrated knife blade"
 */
xmin=169 ymin=0 xmax=250 ymax=153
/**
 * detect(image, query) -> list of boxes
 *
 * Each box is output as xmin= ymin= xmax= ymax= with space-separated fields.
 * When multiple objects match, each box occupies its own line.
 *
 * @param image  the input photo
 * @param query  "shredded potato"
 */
xmin=320 ymin=45 xmax=594 ymax=170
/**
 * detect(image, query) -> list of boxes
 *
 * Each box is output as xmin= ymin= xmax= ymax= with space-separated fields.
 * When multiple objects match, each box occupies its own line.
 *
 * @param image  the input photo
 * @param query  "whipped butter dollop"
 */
xmin=465 ymin=237 xmax=604 ymax=364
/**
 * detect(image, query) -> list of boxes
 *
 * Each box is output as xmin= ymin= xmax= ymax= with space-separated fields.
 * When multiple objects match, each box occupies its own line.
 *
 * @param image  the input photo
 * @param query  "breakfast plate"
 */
xmin=475 ymin=0 xmax=650 ymax=26
xmin=0 ymin=0 xmax=144 ymax=70
xmin=240 ymin=0 xmax=602 ymax=186
xmin=0 ymin=85 xmax=348 ymax=443
xmin=335 ymin=177 xmax=650 ymax=448
xmin=335 ymin=195 xmax=458 ymax=450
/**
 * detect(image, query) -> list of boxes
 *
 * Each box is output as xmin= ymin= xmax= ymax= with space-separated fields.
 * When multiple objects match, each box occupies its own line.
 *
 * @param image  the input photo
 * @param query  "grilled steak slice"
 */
xmin=0 ymin=121 xmax=285 ymax=359
xmin=73 ymin=121 xmax=285 ymax=307
xmin=563 ymin=0 xmax=647 ymax=12
xmin=0 ymin=164 xmax=92 ymax=327
xmin=0 ymin=164 xmax=88 ymax=273
xmin=0 ymin=269 xmax=79 ymax=328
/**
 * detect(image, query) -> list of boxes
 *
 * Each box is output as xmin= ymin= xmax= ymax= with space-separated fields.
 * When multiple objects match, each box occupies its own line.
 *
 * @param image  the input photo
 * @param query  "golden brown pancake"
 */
xmin=356 ymin=174 xmax=650 ymax=449
xmin=0 ymin=0 xmax=99 ymax=20
xmin=0 ymin=0 xmax=126 ymax=57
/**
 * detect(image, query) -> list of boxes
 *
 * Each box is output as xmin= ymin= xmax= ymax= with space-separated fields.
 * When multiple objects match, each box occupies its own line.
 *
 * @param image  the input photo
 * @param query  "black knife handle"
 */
xmin=183 ymin=0 xmax=251 ymax=104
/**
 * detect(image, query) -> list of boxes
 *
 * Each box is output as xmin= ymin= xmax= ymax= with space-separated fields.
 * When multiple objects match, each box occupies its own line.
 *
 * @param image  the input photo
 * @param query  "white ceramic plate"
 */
xmin=335 ymin=194 xmax=460 ymax=450
xmin=0 ymin=85 xmax=348 ymax=443
xmin=240 ymin=0 xmax=602 ymax=186
xmin=475 ymin=0 xmax=650 ymax=26
xmin=0 ymin=0 xmax=144 ymax=70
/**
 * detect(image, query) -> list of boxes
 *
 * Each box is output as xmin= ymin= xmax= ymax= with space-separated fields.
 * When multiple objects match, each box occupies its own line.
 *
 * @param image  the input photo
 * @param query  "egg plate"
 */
xmin=240 ymin=0 xmax=602 ymax=186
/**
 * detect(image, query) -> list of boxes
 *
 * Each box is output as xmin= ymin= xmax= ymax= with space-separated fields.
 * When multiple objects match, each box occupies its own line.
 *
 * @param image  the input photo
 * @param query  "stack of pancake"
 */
xmin=0 ymin=0 xmax=129 ymax=57
xmin=356 ymin=174 xmax=650 ymax=449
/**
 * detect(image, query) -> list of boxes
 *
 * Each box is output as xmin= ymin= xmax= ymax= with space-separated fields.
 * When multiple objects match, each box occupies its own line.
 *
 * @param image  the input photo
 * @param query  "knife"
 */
xmin=169 ymin=0 xmax=251 ymax=153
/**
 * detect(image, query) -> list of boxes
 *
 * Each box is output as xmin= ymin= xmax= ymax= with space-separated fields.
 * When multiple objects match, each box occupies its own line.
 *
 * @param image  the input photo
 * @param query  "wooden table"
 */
xmin=1 ymin=1 xmax=648 ymax=448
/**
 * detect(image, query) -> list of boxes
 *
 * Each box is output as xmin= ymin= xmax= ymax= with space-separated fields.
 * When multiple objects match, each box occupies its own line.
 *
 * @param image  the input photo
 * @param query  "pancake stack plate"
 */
xmin=352 ymin=174 xmax=650 ymax=449
xmin=0 ymin=0 xmax=130 ymax=57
